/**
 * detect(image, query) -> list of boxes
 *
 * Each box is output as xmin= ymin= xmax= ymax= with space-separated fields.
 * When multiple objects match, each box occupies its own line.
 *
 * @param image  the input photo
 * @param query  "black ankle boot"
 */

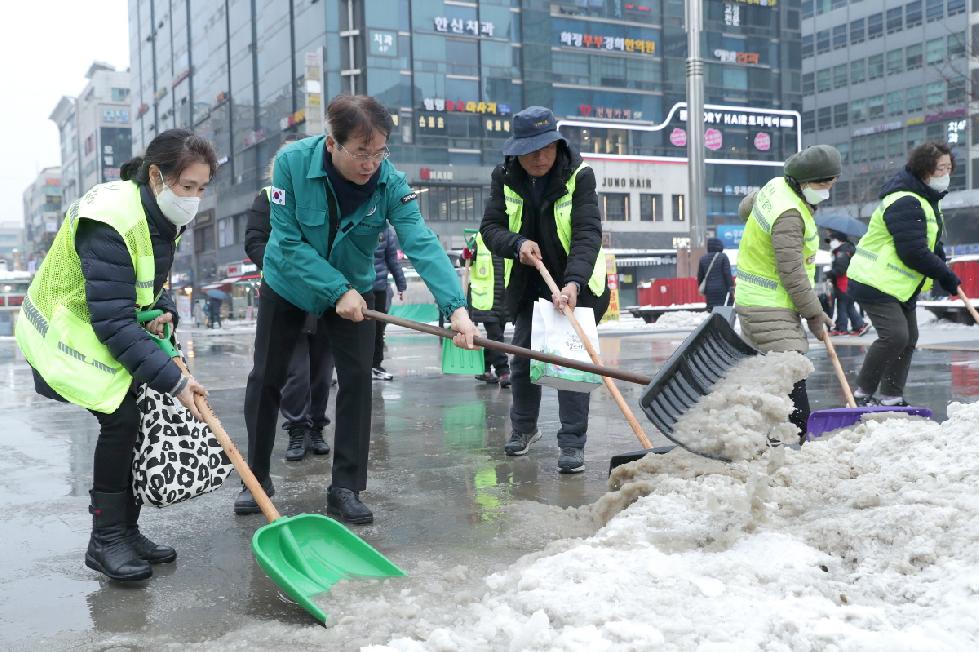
xmin=285 ymin=427 xmax=308 ymax=461
xmin=125 ymin=492 xmax=176 ymax=564
xmin=86 ymin=491 xmax=152 ymax=581
xmin=326 ymin=486 xmax=373 ymax=524
xmin=308 ymin=428 xmax=331 ymax=455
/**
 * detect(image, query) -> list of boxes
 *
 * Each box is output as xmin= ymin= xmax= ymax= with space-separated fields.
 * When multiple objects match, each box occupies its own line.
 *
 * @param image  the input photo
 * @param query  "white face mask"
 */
xmin=802 ymin=186 xmax=830 ymax=205
xmin=829 ymin=238 xmax=842 ymax=250
xmin=156 ymin=171 xmax=200 ymax=227
xmin=927 ymin=174 xmax=950 ymax=193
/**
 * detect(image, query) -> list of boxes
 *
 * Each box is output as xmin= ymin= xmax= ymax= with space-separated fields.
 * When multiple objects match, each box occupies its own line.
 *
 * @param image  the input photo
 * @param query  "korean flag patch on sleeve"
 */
xmin=270 ymin=186 xmax=286 ymax=206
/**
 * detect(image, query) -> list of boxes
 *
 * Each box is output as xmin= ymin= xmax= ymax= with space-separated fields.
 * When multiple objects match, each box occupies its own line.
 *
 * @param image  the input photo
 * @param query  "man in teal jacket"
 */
xmin=237 ymin=95 xmax=478 ymax=524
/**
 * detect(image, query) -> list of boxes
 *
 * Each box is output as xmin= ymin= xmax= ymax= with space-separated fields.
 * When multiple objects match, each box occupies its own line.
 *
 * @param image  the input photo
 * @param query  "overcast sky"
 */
xmin=0 ymin=0 xmax=129 ymax=227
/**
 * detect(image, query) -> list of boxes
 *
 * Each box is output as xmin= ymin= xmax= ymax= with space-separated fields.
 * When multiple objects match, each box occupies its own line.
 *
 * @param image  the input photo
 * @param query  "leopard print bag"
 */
xmin=132 ymin=384 xmax=234 ymax=507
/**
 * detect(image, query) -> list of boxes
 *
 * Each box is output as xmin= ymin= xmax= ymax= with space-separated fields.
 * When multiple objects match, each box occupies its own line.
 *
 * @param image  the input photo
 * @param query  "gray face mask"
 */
xmin=156 ymin=171 xmax=200 ymax=227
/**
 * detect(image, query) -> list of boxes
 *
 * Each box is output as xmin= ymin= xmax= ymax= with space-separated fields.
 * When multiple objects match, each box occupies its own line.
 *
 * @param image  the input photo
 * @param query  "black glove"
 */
xmin=938 ymin=270 xmax=961 ymax=295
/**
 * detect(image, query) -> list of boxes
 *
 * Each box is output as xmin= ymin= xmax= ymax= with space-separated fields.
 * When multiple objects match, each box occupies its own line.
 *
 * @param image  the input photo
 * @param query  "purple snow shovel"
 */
xmin=806 ymin=333 xmax=932 ymax=439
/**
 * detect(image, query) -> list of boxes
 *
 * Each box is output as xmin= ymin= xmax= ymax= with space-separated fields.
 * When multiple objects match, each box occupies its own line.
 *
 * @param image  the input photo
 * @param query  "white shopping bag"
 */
xmin=530 ymin=299 xmax=602 ymax=393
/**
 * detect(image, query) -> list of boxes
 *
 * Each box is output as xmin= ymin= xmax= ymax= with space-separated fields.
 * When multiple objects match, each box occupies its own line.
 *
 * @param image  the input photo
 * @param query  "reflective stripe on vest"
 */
xmin=15 ymin=180 xmax=158 ymax=413
xmin=470 ymin=233 xmax=510 ymax=311
xmin=502 ymin=162 xmax=606 ymax=296
xmin=847 ymin=191 xmax=938 ymax=301
xmin=736 ymin=177 xmax=818 ymax=310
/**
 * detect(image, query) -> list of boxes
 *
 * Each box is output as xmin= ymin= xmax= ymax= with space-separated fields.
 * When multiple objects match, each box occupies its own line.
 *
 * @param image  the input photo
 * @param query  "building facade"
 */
xmin=129 ymin=0 xmax=800 ymax=289
xmin=800 ymin=0 xmax=972 ymax=227
xmin=20 ymin=167 xmax=62 ymax=269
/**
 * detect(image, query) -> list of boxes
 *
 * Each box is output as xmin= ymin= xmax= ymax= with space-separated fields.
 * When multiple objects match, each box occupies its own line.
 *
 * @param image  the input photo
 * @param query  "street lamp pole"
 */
xmin=686 ymin=0 xmax=707 ymax=250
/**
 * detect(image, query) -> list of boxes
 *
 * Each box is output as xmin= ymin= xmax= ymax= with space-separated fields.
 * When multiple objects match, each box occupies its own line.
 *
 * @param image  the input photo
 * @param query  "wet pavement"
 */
xmin=1 ymin=324 xmax=978 ymax=649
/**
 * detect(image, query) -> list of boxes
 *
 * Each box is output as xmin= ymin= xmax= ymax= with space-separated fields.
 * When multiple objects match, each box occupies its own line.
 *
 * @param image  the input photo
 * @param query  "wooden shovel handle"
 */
xmin=174 ymin=357 xmax=281 ymax=522
xmin=533 ymin=260 xmax=653 ymax=449
xmin=821 ymin=333 xmax=856 ymax=409
xmin=957 ymin=287 xmax=979 ymax=325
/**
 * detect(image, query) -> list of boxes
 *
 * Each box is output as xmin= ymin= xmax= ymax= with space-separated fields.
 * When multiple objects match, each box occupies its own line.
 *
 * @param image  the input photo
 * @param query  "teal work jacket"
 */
xmin=263 ymin=136 xmax=466 ymax=318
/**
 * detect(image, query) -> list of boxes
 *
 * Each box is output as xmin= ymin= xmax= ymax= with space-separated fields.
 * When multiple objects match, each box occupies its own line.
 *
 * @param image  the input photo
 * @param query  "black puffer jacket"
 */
xmin=373 ymin=226 xmax=407 ymax=293
xmin=466 ymin=236 xmax=508 ymax=324
xmin=849 ymin=167 xmax=955 ymax=304
xmin=697 ymin=238 xmax=733 ymax=303
xmin=243 ymin=189 xmax=270 ymax=269
xmin=480 ymin=142 xmax=609 ymax=319
xmin=33 ymin=184 xmax=183 ymax=401
xmin=827 ymin=239 xmax=856 ymax=291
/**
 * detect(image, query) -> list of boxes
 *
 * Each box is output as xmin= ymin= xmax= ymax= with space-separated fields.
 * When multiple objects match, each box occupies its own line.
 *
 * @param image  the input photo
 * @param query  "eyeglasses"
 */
xmin=336 ymin=142 xmax=390 ymax=162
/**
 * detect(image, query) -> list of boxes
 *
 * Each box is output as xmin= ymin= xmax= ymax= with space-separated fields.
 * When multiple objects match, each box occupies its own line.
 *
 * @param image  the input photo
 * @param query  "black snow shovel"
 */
xmin=364 ymin=310 xmax=758 ymax=471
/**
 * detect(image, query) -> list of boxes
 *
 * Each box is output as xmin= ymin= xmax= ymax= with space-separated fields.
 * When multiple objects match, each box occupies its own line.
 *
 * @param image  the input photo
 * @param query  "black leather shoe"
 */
xmin=308 ymin=429 xmax=331 ymax=455
xmin=85 ymin=491 xmax=152 ymax=582
xmin=326 ymin=486 xmax=373 ymax=525
xmin=234 ymin=477 xmax=275 ymax=515
xmin=285 ymin=428 xmax=308 ymax=461
xmin=125 ymin=493 xmax=176 ymax=564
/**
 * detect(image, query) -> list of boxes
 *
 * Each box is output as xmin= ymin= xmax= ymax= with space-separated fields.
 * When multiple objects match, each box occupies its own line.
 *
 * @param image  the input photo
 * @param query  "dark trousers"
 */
xmin=833 ymin=291 xmax=865 ymax=332
xmin=245 ymin=283 xmax=375 ymax=491
xmin=789 ymin=379 xmax=810 ymax=437
xmin=481 ymin=320 xmax=509 ymax=375
xmin=279 ymin=332 xmax=335 ymax=432
xmin=89 ymin=386 xmax=140 ymax=493
xmin=857 ymin=300 xmax=918 ymax=397
xmin=372 ymin=290 xmax=388 ymax=368
xmin=705 ymin=290 xmax=730 ymax=311
xmin=509 ymin=304 xmax=589 ymax=449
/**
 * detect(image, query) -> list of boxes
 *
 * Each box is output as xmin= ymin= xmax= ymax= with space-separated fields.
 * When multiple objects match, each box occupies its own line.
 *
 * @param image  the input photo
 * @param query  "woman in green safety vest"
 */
xmin=735 ymin=145 xmax=839 ymax=442
xmin=480 ymin=106 xmax=609 ymax=474
xmin=15 ymin=129 xmax=217 ymax=582
xmin=848 ymin=142 xmax=960 ymax=407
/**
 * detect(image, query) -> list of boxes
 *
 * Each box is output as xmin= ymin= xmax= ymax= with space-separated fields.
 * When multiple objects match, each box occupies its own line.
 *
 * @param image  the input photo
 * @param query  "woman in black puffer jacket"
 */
xmin=697 ymin=237 xmax=734 ymax=309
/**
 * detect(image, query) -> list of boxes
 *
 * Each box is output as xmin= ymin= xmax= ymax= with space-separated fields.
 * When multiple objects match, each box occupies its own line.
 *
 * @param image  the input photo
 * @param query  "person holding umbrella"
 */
xmin=847 ymin=142 xmax=960 ymax=407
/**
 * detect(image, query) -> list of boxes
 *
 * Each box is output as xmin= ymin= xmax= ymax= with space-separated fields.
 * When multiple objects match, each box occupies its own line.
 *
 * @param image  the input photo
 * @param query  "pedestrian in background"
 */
xmin=370 ymin=225 xmax=407 ymax=381
xmin=824 ymin=229 xmax=868 ymax=336
xmin=848 ymin=142 xmax=960 ymax=407
xmin=466 ymin=232 xmax=511 ymax=388
xmin=697 ymin=237 xmax=734 ymax=310
xmin=735 ymin=145 xmax=840 ymax=441
xmin=240 ymin=134 xmax=332 ymax=474
xmin=480 ymin=106 xmax=609 ymax=474
xmin=16 ymin=128 xmax=216 ymax=581
xmin=239 ymin=94 xmax=477 ymax=525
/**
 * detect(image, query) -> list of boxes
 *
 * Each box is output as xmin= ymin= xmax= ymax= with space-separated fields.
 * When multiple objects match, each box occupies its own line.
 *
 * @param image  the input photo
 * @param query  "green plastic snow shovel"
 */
xmin=137 ymin=310 xmax=406 ymax=624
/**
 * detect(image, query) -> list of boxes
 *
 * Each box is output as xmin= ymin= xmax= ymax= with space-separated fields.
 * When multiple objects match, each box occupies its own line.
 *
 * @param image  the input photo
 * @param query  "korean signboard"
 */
xmin=370 ymin=30 xmax=397 ymax=56
xmin=434 ymin=17 xmax=494 ymax=37
xmin=422 ymin=98 xmax=511 ymax=115
xmin=559 ymin=31 xmax=656 ymax=55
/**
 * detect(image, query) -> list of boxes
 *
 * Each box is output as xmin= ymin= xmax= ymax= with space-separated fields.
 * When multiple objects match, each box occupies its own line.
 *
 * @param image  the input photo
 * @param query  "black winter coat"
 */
xmin=33 ymin=184 xmax=183 ymax=402
xmin=243 ymin=189 xmax=271 ymax=269
xmin=827 ymin=240 xmax=856 ymax=291
xmin=697 ymin=238 xmax=733 ymax=304
xmin=466 ymin=237 xmax=508 ymax=324
xmin=373 ymin=226 xmax=407 ymax=293
xmin=479 ymin=142 xmax=609 ymax=319
xmin=849 ymin=167 xmax=954 ymax=304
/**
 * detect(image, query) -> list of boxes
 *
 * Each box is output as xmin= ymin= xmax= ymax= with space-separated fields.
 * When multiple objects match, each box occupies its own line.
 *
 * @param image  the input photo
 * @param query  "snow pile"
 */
xmin=649 ymin=310 xmax=709 ymax=330
xmin=672 ymin=351 xmax=813 ymax=460
xmin=362 ymin=404 xmax=979 ymax=651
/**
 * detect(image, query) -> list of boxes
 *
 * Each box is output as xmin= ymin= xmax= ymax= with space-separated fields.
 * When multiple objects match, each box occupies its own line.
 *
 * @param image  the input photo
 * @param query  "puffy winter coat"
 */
xmin=697 ymin=237 xmax=733 ymax=305
xmin=827 ymin=239 xmax=856 ymax=293
xmin=479 ymin=142 xmax=609 ymax=319
xmin=244 ymin=189 xmax=271 ymax=269
xmin=735 ymin=186 xmax=825 ymax=354
xmin=373 ymin=226 xmax=408 ymax=293
xmin=32 ymin=184 xmax=183 ymax=401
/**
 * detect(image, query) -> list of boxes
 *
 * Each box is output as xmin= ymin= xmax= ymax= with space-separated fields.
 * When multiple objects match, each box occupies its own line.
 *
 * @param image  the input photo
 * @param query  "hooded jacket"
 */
xmin=697 ymin=238 xmax=734 ymax=300
xmin=479 ymin=141 xmax=609 ymax=319
xmin=848 ymin=167 xmax=952 ymax=304
xmin=373 ymin=226 xmax=408 ymax=293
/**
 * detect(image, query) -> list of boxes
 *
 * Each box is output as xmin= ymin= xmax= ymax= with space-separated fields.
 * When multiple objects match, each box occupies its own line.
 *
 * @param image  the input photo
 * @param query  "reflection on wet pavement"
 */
xmin=0 ymin=328 xmax=975 ymax=647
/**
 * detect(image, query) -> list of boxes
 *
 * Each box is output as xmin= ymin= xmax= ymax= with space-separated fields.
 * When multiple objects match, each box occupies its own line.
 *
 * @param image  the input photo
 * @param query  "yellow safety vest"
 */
xmin=847 ymin=191 xmax=938 ymax=301
xmin=736 ymin=177 xmax=818 ymax=310
xmin=469 ymin=233 xmax=510 ymax=311
xmin=502 ymin=162 xmax=606 ymax=296
xmin=16 ymin=181 xmax=159 ymax=413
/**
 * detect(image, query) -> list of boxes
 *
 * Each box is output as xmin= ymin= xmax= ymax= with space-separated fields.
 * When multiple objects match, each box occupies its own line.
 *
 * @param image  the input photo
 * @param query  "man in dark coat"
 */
xmin=480 ymin=106 xmax=609 ymax=474
xmin=465 ymin=233 xmax=510 ymax=387
xmin=824 ymin=229 xmax=867 ymax=335
xmin=697 ymin=237 xmax=734 ymax=310
xmin=371 ymin=226 xmax=408 ymax=380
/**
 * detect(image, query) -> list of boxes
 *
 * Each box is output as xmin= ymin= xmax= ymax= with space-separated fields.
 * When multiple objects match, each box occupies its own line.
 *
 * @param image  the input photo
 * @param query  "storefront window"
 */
xmin=603 ymin=193 xmax=629 ymax=221
xmin=640 ymin=194 xmax=664 ymax=222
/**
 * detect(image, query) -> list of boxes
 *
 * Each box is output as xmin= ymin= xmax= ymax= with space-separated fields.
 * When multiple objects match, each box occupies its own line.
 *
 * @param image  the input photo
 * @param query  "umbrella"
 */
xmin=205 ymin=289 xmax=229 ymax=300
xmin=815 ymin=214 xmax=867 ymax=238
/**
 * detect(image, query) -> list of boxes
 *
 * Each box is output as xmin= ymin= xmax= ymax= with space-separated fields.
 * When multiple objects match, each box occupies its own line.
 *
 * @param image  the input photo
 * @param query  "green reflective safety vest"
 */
xmin=847 ymin=191 xmax=938 ymax=301
xmin=502 ymin=162 xmax=606 ymax=296
xmin=469 ymin=232 xmax=510 ymax=311
xmin=16 ymin=181 xmax=158 ymax=413
xmin=736 ymin=177 xmax=818 ymax=310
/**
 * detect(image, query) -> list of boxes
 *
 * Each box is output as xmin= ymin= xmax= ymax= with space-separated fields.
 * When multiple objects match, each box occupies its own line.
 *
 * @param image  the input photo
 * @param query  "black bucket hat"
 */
xmin=502 ymin=106 xmax=567 ymax=156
